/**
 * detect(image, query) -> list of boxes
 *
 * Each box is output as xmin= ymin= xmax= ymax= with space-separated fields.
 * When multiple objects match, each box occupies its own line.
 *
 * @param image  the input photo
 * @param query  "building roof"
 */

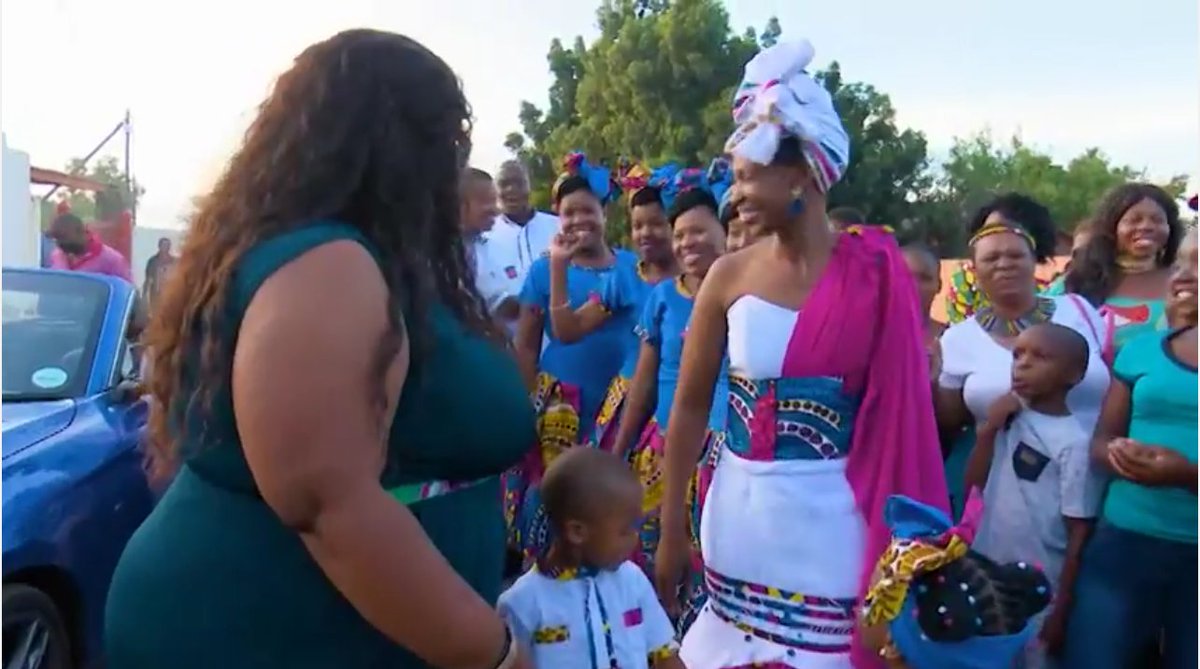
xmin=29 ymin=166 xmax=106 ymax=191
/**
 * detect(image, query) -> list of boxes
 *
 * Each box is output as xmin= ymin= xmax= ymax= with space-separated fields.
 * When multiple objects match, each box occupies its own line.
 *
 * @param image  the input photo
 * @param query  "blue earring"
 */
xmin=788 ymin=190 xmax=805 ymax=216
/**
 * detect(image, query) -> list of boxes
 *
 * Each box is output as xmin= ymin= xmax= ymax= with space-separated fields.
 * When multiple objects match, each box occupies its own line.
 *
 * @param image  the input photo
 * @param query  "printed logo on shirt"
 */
xmin=623 ymin=607 xmax=643 ymax=627
xmin=505 ymin=265 xmax=518 ymax=279
xmin=532 ymin=625 xmax=570 ymax=644
xmin=1012 ymin=441 xmax=1051 ymax=482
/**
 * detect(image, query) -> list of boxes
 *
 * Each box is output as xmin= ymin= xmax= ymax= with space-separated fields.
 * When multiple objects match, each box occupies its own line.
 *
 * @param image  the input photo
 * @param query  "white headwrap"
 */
xmin=724 ymin=40 xmax=850 ymax=193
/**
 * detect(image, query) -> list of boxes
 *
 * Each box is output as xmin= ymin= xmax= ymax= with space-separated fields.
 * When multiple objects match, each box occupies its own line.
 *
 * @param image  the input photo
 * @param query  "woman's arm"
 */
xmin=1090 ymin=379 xmax=1131 ymax=472
xmin=547 ymin=255 xmax=608 ymax=343
xmin=232 ymin=241 xmax=510 ymax=669
xmin=660 ymin=260 xmax=730 ymax=548
xmin=611 ymin=341 xmax=660 ymax=455
xmin=934 ymin=386 xmax=970 ymax=433
xmin=514 ymin=305 xmax=545 ymax=392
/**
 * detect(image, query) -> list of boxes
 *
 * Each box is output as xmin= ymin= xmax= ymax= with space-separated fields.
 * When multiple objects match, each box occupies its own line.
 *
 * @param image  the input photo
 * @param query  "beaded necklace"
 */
xmin=974 ymin=297 xmax=1056 ymax=337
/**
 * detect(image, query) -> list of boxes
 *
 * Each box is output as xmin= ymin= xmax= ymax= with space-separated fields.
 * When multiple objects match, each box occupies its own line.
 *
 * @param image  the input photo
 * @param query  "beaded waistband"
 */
xmin=704 ymin=567 xmax=856 ymax=654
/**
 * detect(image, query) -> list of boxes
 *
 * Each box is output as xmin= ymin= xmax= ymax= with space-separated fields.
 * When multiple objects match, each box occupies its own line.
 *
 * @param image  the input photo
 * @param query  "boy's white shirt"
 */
xmin=972 ymin=410 xmax=1104 ymax=589
xmin=498 ymin=561 xmax=678 ymax=669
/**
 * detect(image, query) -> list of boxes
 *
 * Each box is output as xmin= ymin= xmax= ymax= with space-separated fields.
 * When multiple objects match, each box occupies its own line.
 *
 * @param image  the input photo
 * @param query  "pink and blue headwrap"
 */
xmin=554 ymin=151 xmax=620 ymax=205
xmin=725 ymin=40 xmax=850 ymax=193
xmin=618 ymin=160 xmax=682 ymax=198
xmin=659 ymin=158 xmax=734 ymax=216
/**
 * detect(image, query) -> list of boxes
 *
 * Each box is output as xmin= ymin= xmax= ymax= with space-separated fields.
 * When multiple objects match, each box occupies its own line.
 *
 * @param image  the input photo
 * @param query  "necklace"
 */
xmin=974 ymin=297 xmax=1056 ymax=337
xmin=1117 ymin=254 xmax=1158 ymax=274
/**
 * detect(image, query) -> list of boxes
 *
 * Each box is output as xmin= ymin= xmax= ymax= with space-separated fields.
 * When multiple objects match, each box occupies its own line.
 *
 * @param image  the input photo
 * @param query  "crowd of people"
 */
xmin=92 ymin=29 xmax=1196 ymax=669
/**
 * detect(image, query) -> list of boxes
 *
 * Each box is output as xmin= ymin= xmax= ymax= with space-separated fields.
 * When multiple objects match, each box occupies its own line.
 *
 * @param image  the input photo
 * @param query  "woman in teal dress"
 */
xmin=1049 ymin=182 xmax=1184 ymax=352
xmin=105 ymin=30 xmax=534 ymax=669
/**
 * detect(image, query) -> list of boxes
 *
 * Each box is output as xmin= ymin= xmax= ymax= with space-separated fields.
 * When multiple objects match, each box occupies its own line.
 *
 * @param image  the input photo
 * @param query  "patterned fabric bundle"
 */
xmin=860 ymin=492 xmax=1053 ymax=669
xmin=552 ymin=151 xmax=620 ymax=205
xmin=724 ymin=39 xmax=850 ymax=192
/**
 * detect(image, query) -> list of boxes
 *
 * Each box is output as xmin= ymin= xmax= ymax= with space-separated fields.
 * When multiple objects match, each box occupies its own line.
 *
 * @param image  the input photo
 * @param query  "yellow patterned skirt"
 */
xmin=503 ymin=372 xmax=582 ymax=563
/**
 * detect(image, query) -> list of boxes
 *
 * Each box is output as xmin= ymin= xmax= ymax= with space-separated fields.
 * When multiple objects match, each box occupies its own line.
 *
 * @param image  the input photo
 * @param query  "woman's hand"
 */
xmin=548 ymin=232 xmax=583 ymax=264
xmin=1107 ymin=439 xmax=1194 ymax=487
xmin=653 ymin=525 xmax=690 ymax=619
xmin=1039 ymin=605 xmax=1069 ymax=656
xmin=982 ymin=392 xmax=1022 ymax=433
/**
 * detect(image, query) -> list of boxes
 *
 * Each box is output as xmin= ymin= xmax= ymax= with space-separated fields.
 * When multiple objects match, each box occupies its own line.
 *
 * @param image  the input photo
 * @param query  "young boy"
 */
xmin=499 ymin=447 xmax=683 ymax=669
xmin=965 ymin=322 xmax=1103 ymax=667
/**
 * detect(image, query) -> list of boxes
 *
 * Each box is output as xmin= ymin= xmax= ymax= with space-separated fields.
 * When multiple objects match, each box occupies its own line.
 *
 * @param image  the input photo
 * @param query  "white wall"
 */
xmin=131 ymin=225 xmax=185 ymax=288
xmin=2 ymin=134 xmax=38 ymax=268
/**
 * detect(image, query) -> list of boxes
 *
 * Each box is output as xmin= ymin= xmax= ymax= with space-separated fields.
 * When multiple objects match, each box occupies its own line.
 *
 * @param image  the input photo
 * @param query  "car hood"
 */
xmin=1 ymin=400 xmax=76 ymax=459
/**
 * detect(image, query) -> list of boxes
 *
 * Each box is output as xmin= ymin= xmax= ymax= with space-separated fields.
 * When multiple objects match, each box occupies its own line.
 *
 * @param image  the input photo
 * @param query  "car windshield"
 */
xmin=2 ymin=272 xmax=109 ymax=401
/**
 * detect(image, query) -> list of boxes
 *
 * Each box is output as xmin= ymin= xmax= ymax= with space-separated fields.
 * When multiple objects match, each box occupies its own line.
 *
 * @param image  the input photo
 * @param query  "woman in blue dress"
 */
xmin=611 ymin=161 xmax=732 ymax=631
xmin=544 ymin=162 xmax=680 ymax=452
xmin=509 ymin=152 xmax=639 ymax=561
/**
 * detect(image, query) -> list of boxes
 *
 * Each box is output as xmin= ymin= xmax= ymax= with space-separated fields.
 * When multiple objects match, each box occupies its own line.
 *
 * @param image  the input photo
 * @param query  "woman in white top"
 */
xmin=936 ymin=193 xmax=1111 ymax=446
xmin=655 ymin=40 xmax=948 ymax=669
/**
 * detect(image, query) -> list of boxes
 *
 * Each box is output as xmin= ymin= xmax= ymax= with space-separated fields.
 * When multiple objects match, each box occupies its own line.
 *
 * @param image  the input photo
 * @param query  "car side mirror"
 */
xmin=106 ymin=379 xmax=143 ymax=404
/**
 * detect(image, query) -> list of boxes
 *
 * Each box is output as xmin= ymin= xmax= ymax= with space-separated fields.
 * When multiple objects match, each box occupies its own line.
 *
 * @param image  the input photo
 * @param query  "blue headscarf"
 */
xmin=554 ymin=151 xmax=619 ymax=205
xmin=658 ymin=157 xmax=734 ymax=216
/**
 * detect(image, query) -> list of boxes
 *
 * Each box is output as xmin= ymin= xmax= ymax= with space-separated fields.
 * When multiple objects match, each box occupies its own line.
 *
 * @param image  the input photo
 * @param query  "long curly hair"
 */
xmin=1064 ymin=182 xmax=1182 ymax=305
xmin=145 ymin=30 xmax=498 ymax=478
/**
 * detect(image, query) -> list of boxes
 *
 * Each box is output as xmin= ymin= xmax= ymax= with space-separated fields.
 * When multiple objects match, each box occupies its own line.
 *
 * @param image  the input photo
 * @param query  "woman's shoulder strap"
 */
xmin=233 ymin=221 xmax=382 ymax=313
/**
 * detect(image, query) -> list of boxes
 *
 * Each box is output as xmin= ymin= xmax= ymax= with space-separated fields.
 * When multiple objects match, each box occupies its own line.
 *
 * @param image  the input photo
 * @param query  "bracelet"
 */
xmin=491 ymin=624 xmax=518 ymax=669
xmin=550 ymin=302 xmax=572 ymax=311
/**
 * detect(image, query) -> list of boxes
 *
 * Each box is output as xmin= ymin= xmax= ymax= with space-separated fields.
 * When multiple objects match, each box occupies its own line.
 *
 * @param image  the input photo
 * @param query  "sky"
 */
xmin=2 ymin=0 xmax=1197 ymax=229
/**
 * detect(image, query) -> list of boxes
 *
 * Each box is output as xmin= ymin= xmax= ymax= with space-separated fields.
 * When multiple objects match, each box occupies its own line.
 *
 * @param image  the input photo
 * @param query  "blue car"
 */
xmin=2 ymin=268 xmax=154 ymax=669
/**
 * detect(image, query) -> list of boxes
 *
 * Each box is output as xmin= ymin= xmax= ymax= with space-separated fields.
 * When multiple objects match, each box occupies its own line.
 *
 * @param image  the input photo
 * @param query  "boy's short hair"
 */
xmin=540 ymin=447 xmax=639 ymax=528
xmin=1033 ymin=322 xmax=1090 ymax=383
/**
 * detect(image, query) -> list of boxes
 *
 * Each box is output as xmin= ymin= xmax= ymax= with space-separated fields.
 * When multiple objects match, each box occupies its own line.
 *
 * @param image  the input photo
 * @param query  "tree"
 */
xmin=48 ymin=155 xmax=144 ymax=225
xmin=921 ymin=132 xmax=1189 ymax=255
xmin=509 ymin=2 xmax=933 ymax=245
xmin=507 ymin=0 xmax=760 ymax=240
xmin=818 ymin=62 xmax=931 ymax=237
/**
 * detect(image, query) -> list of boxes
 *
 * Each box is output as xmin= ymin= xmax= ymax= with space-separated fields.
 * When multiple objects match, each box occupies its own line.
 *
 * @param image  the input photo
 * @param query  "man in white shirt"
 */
xmin=461 ymin=168 xmax=513 ymax=320
xmin=485 ymin=160 xmax=560 ymax=333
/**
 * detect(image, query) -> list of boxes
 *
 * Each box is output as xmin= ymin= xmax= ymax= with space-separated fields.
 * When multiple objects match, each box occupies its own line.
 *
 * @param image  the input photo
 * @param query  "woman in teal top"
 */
xmin=105 ymin=31 xmax=535 ymax=669
xmin=1052 ymin=183 xmax=1183 ymax=352
xmin=1062 ymin=229 xmax=1197 ymax=669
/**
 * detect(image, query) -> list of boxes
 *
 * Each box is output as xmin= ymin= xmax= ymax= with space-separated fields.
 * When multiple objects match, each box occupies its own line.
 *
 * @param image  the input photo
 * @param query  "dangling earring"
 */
xmin=787 ymin=187 xmax=805 ymax=217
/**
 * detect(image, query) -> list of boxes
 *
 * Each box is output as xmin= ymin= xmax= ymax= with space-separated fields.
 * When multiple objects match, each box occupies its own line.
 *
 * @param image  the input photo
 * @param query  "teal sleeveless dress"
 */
xmin=104 ymin=223 xmax=536 ymax=668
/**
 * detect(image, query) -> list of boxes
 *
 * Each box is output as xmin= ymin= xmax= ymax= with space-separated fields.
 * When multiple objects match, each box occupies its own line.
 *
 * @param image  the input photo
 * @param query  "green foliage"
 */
xmin=921 ymin=132 xmax=1189 ymax=256
xmin=46 ymin=155 xmax=144 ymax=226
xmin=508 ymin=1 xmax=1188 ymax=255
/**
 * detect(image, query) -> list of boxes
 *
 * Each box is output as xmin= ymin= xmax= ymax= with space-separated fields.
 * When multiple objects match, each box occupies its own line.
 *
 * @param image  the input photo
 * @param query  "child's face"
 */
xmin=1010 ymin=327 xmax=1074 ymax=401
xmin=903 ymin=251 xmax=941 ymax=317
xmin=577 ymin=483 xmax=643 ymax=571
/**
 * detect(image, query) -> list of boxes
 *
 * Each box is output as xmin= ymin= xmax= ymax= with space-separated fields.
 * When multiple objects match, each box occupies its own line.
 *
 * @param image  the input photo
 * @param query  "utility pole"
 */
xmin=124 ymin=109 xmax=135 ymax=226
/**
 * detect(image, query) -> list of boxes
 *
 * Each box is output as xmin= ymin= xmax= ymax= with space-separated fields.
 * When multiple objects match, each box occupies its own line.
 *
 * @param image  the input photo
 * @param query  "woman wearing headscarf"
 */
xmin=612 ymin=160 xmax=732 ymax=632
xmin=508 ymin=152 xmax=637 ymax=562
xmin=936 ymin=195 xmax=1111 ymax=484
xmin=545 ymin=161 xmax=680 ymax=452
xmin=653 ymin=41 xmax=947 ymax=668
xmin=1048 ymin=183 xmax=1183 ymax=356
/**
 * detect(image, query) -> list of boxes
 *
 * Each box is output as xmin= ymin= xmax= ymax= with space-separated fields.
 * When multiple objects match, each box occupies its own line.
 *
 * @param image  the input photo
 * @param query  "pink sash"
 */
xmin=779 ymin=228 xmax=948 ymax=668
